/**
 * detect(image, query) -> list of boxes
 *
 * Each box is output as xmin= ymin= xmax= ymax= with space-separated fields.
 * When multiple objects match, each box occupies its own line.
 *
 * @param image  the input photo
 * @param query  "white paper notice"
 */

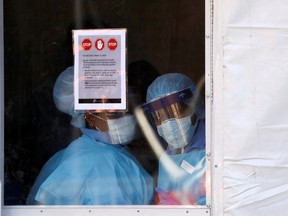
xmin=73 ymin=29 xmax=127 ymax=110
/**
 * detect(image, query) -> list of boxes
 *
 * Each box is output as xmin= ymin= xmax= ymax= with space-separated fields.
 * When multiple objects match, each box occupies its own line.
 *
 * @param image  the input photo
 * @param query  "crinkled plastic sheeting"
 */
xmin=213 ymin=0 xmax=288 ymax=215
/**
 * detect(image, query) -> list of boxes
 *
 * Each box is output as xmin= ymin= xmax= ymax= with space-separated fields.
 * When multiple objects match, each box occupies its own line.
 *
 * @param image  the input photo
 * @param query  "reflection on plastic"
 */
xmin=135 ymin=107 xmax=184 ymax=179
xmin=135 ymin=106 xmax=206 ymax=205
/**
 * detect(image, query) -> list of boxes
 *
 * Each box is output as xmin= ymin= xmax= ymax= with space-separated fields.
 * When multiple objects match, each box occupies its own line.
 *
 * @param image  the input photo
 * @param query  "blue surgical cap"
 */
xmin=53 ymin=66 xmax=85 ymax=128
xmin=146 ymin=73 xmax=205 ymax=119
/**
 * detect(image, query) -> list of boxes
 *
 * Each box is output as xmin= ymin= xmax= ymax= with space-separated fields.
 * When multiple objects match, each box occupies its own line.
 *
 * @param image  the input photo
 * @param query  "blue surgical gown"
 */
xmin=27 ymin=130 xmax=154 ymax=205
xmin=156 ymin=119 xmax=206 ymax=205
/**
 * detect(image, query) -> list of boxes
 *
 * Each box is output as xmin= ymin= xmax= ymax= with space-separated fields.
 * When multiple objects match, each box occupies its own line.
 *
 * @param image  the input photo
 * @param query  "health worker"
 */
xmin=26 ymin=66 xmax=154 ymax=205
xmin=141 ymin=73 xmax=206 ymax=205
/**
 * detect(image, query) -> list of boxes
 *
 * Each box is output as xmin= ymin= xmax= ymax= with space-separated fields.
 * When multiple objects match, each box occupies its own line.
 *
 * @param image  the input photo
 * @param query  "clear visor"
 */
xmin=83 ymin=90 xmax=139 ymax=132
xmin=141 ymin=88 xmax=197 ymax=126
xmin=84 ymin=111 xmax=128 ymax=132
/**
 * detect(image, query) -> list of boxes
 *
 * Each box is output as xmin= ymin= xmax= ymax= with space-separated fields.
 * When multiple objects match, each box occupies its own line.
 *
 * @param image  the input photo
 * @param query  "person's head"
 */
xmin=53 ymin=66 xmax=85 ymax=128
xmin=53 ymin=66 xmax=138 ymax=145
xmin=141 ymin=73 xmax=205 ymax=150
xmin=128 ymin=60 xmax=161 ymax=103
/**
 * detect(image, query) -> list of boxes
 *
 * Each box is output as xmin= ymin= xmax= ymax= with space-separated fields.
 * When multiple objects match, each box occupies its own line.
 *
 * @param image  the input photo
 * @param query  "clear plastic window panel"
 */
xmin=3 ymin=0 xmax=208 ymax=209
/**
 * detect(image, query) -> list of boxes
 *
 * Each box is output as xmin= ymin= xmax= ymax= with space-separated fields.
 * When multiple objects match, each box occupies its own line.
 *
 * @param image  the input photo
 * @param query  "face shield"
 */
xmin=84 ymin=87 xmax=139 ymax=131
xmin=141 ymin=88 xmax=197 ymax=125
xmin=84 ymin=110 xmax=131 ymax=132
xmin=83 ymin=90 xmax=141 ymax=145
xmin=141 ymin=88 xmax=199 ymax=150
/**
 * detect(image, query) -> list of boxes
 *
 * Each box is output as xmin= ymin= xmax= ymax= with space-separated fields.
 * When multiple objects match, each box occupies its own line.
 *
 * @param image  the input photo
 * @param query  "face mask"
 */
xmin=107 ymin=115 xmax=138 ymax=145
xmin=156 ymin=115 xmax=197 ymax=150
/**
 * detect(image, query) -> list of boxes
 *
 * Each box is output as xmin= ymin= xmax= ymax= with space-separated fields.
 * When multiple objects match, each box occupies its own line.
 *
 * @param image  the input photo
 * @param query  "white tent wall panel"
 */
xmin=212 ymin=0 xmax=288 ymax=215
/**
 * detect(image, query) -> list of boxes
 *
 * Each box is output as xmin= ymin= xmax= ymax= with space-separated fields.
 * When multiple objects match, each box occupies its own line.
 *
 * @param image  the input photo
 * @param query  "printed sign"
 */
xmin=73 ymin=29 xmax=127 ymax=110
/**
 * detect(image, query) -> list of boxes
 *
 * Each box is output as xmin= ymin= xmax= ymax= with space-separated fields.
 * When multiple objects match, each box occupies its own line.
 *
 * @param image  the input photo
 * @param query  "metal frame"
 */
xmin=204 ymin=0 xmax=213 ymax=212
xmin=0 ymin=0 xmax=213 ymax=215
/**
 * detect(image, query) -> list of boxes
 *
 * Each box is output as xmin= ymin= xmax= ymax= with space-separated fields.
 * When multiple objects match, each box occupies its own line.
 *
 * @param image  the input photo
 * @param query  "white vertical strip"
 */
xmin=209 ymin=0 xmax=225 ymax=216
xmin=205 ymin=0 xmax=213 ymax=210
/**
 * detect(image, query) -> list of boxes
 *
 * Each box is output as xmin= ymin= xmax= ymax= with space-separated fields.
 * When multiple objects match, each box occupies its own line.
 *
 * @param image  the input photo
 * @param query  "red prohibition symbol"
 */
xmin=82 ymin=38 xmax=92 ymax=51
xmin=108 ymin=38 xmax=118 ymax=50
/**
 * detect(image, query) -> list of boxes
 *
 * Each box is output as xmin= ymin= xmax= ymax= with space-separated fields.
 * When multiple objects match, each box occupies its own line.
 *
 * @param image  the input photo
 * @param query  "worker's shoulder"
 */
xmin=65 ymin=135 xmax=130 ymax=158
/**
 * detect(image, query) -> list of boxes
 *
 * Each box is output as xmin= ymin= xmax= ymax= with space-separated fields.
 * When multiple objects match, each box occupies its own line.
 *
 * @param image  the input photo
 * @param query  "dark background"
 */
xmin=4 ymin=0 xmax=205 ymax=205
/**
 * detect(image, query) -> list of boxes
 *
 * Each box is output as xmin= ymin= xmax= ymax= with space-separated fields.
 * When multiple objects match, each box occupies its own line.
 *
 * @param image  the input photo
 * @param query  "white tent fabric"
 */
xmin=212 ymin=0 xmax=288 ymax=215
